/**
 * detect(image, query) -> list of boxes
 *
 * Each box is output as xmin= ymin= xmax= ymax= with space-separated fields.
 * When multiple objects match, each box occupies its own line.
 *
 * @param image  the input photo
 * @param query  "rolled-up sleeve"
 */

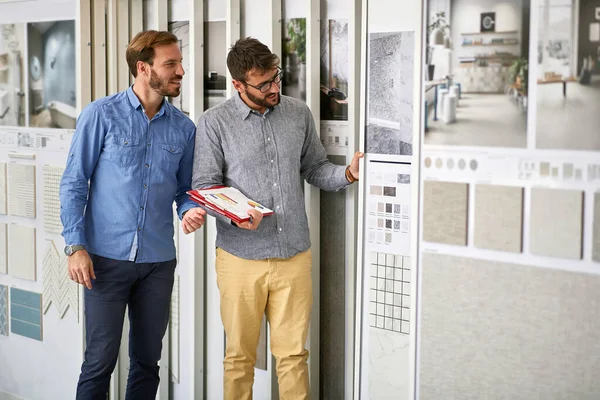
xmin=59 ymin=104 xmax=105 ymax=246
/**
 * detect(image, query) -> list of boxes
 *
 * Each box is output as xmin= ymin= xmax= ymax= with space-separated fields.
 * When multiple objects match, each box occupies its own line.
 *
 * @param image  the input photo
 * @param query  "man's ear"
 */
xmin=137 ymin=61 xmax=149 ymax=78
xmin=232 ymin=79 xmax=245 ymax=94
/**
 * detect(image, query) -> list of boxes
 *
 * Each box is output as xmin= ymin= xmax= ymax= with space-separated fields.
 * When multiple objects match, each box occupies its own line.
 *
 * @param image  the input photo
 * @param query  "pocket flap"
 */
xmin=161 ymin=143 xmax=183 ymax=154
xmin=113 ymin=135 xmax=140 ymax=146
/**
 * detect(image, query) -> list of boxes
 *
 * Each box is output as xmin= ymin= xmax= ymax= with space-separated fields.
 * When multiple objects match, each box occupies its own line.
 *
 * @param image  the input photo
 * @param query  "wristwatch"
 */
xmin=64 ymin=245 xmax=86 ymax=256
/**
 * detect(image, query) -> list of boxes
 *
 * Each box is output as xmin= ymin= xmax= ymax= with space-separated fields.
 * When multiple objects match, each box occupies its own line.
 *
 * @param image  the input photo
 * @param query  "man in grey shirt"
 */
xmin=192 ymin=37 xmax=362 ymax=399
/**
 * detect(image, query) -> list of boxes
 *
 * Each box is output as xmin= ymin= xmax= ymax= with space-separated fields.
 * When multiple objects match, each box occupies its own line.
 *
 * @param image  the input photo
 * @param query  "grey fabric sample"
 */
xmin=420 ymin=252 xmax=600 ymax=400
xmin=319 ymin=154 xmax=346 ymax=398
xmin=474 ymin=184 xmax=523 ymax=253
xmin=423 ymin=181 xmax=468 ymax=245
xmin=593 ymin=192 xmax=600 ymax=263
xmin=530 ymin=187 xmax=583 ymax=259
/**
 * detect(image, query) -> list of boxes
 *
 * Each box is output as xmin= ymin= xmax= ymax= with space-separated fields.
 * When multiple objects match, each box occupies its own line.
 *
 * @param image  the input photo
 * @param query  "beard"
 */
xmin=149 ymin=68 xmax=182 ymax=97
xmin=245 ymin=90 xmax=280 ymax=110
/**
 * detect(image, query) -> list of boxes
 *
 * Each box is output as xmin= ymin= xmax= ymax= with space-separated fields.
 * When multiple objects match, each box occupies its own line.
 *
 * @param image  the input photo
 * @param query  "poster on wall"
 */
xmin=320 ymin=19 xmax=348 ymax=121
xmin=282 ymin=18 xmax=307 ymax=101
xmin=27 ymin=19 xmax=76 ymax=129
xmin=366 ymin=31 xmax=414 ymax=156
xmin=0 ymin=23 xmax=26 ymax=127
xmin=204 ymin=20 xmax=227 ymax=111
xmin=423 ymin=1 xmax=530 ymax=148
xmin=168 ymin=21 xmax=190 ymax=116
xmin=535 ymin=1 xmax=600 ymax=151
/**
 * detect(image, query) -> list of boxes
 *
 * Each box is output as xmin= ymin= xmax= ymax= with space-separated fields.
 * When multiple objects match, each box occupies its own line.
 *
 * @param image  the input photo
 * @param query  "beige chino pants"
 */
xmin=215 ymin=247 xmax=313 ymax=400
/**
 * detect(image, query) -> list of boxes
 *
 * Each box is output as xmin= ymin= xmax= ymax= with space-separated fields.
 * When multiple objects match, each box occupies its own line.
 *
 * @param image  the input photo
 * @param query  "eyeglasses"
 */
xmin=243 ymin=67 xmax=283 ymax=93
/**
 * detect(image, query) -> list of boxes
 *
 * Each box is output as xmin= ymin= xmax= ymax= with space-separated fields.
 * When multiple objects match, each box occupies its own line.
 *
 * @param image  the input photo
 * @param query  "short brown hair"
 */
xmin=227 ymin=37 xmax=280 ymax=81
xmin=126 ymin=30 xmax=178 ymax=77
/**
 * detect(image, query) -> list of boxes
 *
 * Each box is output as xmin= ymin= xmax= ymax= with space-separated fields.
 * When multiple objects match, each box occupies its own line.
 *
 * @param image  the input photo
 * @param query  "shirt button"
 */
xmin=147 ymin=143 xmax=151 ymax=146
xmin=140 ymin=206 xmax=144 ymax=210
xmin=267 ymin=138 xmax=271 ymax=141
xmin=143 ymin=184 xmax=147 ymax=189
xmin=279 ymin=228 xmax=282 ymax=232
xmin=276 ymin=205 xmax=280 ymax=209
xmin=145 ymin=164 xmax=149 ymax=168
xmin=270 ymin=160 xmax=274 ymax=163
xmin=137 ymin=227 xmax=141 ymax=231
xmin=273 ymin=183 xmax=277 ymax=187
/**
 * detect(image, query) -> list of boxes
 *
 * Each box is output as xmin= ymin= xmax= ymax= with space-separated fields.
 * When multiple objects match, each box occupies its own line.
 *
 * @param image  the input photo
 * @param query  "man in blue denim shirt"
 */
xmin=59 ymin=30 xmax=205 ymax=399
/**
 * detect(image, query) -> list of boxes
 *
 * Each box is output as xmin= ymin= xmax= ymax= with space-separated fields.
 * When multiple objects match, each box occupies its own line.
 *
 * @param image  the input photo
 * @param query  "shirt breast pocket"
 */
xmin=107 ymin=135 xmax=141 ymax=167
xmin=160 ymin=143 xmax=183 ymax=168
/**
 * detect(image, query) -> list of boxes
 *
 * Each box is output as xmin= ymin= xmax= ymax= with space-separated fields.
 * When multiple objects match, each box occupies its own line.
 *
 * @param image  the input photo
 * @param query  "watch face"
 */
xmin=64 ymin=245 xmax=72 ymax=256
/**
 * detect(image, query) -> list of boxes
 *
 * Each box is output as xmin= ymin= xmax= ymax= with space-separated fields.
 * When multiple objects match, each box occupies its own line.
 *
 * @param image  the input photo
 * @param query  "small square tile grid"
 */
xmin=368 ymin=251 xmax=411 ymax=334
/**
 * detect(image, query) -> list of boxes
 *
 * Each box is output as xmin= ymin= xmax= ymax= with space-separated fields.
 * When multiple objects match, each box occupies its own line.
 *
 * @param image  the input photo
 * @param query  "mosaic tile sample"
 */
xmin=8 ymin=163 xmax=36 ymax=218
xmin=42 ymin=240 xmax=78 ymax=320
xmin=0 ymin=284 xmax=7 ymax=336
xmin=0 ymin=162 xmax=6 ymax=214
xmin=43 ymin=166 xmax=64 ymax=234
xmin=530 ymin=188 xmax=583 ymax=259
xmin=474 ymin=184 xmax=523 ymax=253
xmin=423 ymin=181 xmax=468 ymax=245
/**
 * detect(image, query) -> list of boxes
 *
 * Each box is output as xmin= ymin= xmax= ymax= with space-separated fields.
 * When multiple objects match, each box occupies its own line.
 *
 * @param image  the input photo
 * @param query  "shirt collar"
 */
xmin=126 ymin=85 xmax=170 ymax=118
xmin=233 ymin=92 xmax=276 ymax=120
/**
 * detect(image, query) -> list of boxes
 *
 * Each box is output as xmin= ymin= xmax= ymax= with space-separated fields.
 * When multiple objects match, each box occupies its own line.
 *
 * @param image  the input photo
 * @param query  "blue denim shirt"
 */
xmin=60 ymin=87 xmax=197 ymax=263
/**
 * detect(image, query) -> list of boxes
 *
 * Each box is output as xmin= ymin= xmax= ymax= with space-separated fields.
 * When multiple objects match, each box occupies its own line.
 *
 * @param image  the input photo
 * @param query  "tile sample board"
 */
xmin=10 ymin=287 xmax=42 ymax=341
xmin=422 ymin=181 xmax=468 ymax=246
xmin=0 ymin=162 xmax=6 ymax=214
xmin=474 ymin=184 xmax=524 ymax=253
xmin=8 ymin=163 xmax=36 ymax=218
xmin=594 ymin=192 xmax=600 ymax=263
xmin=0 ymin=284 xmax=7 ymax=336
xmin=42 ymin=240 xmax=78 ymax=320
xmin=530 ymin=188 xmax=583 ymax=260
xmin=9 ymin=224 xmax=36 ymax=281
xmin=0 ymin=223 xmax=6 ymax=274
xmin=420 ymin=252 xmax=600 ymax=399
xmin=43 ymin=165 xmax=64 ymax=234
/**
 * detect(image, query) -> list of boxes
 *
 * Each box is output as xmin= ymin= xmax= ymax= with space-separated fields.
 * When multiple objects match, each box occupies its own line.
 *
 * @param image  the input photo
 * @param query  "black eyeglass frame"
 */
xmin=242 ymin=67 xmax=284 ymax=93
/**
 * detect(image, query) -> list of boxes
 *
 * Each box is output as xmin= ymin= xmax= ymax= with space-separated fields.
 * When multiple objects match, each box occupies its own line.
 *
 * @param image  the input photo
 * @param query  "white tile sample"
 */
xmin=530 ymin=188 xmax=583 ymax=259
xmin=0 ymin=162 xmax=6 ymax=214
xmin=420 ymin=252 xmax=600 ymax=400
xmin=0 ymin=284 xmax=7 ymax=336
xmin=9 ymin=224 xmax=36 ymax=281
xmin=0 ymin=223 xmax=6 ymax=274
xmin=423 ymin=181 xmax=468 ymax=245
xmin=474 ymin=184 xmax=523 ymax=253
xmin=8 ymin=163 xmax=36 ymax=218
xmin=43 ymin=166 xmax=64 ymax=234
xmin=42 ymin=240 xmax=78 ymax=320
xmin=593 ymin=192 xmax=600 ymax=263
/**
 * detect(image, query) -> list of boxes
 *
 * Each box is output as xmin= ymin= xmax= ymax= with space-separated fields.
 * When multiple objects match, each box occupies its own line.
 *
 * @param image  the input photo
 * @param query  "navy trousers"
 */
xmin=75 ymin=253 xmax=176 ymax=400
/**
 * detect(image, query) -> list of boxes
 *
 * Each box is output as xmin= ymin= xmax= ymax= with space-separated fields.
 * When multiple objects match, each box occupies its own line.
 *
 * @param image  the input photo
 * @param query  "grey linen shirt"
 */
xmin=192 ymin=94 xmax=350 ymax=260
